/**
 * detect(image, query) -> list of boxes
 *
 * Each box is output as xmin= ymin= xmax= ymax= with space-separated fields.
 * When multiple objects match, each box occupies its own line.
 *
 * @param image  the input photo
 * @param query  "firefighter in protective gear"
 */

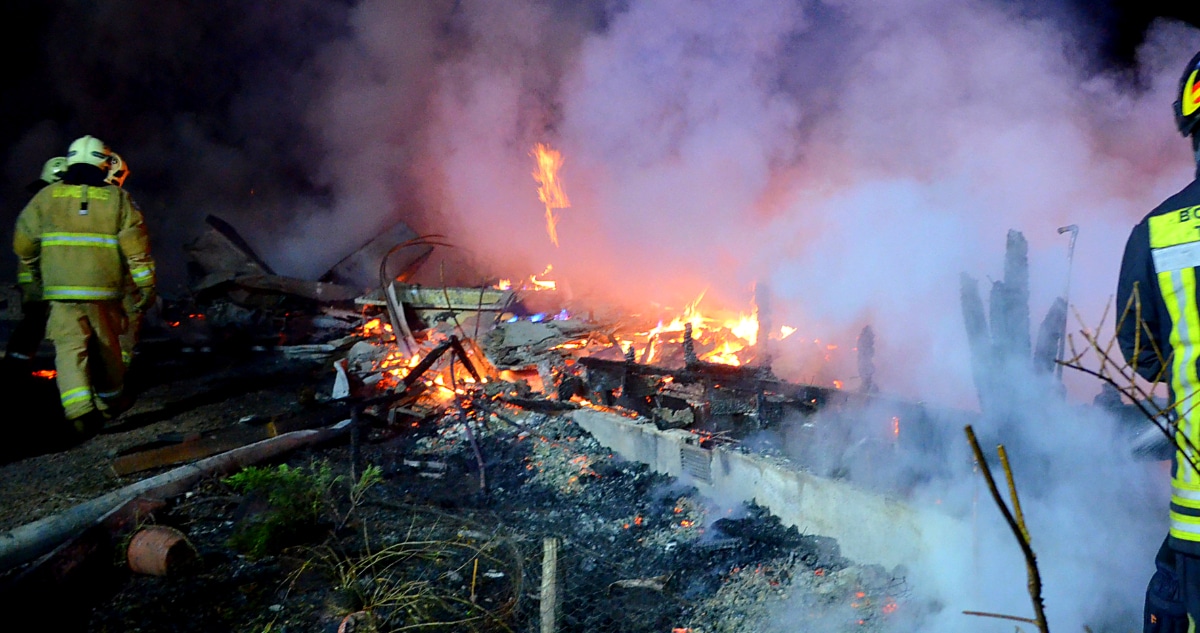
xmin=5 ymin=157 xmax=68 ymax=370
xmin=1118 ymin=50 xmax=1200 ymax=633
xmin=106 ymin=153 xmax=129 ymax=189
xmin=30 ymin=157 xmax=67 ymax=193
xmin=13 ymin=135 xmax=156 ymax=434
xmin=105 ymin=152 xmax=143 ymax=366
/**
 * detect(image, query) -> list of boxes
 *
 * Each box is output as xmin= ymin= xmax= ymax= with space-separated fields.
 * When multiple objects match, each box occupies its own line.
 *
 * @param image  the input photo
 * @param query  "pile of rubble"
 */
xmin=0 ymin=217 xmax=946 ymax=631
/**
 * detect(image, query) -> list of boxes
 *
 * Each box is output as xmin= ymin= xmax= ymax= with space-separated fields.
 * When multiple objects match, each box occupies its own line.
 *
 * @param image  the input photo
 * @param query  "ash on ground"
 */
xmin=85 ymin=394 xmax=926 ymax=632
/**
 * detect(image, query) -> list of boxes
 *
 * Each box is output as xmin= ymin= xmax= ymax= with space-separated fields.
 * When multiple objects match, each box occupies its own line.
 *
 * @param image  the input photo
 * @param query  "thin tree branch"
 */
xmin=965 ymin=425 xmax=1048 ymax=633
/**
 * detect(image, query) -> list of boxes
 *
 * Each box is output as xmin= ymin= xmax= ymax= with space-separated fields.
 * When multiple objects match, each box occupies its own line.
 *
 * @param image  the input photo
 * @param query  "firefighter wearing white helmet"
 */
xmin=4 ymin=156 xmax=68 ymax=376
xmin=33 ymin=157 xmax=67 ymax=192
xmin=12 ymin=135 xmax=156 ymax=437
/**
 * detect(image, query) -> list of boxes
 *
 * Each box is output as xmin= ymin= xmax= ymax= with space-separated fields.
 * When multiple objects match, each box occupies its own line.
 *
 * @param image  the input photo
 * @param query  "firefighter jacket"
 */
xmin=1118 ymin=176 xmax=1200 ymax=553
xmin=12 ymin=181 xmax=155 ymax=302
xmin=13 ymin=178 xmax=54 ymax=302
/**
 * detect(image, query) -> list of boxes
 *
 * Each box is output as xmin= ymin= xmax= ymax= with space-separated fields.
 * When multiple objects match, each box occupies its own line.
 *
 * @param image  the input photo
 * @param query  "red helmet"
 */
xmin=106 ymin=153 xmax=130 ymax=187
xmin=1175 ymin=51 xmax=1200 ymax=137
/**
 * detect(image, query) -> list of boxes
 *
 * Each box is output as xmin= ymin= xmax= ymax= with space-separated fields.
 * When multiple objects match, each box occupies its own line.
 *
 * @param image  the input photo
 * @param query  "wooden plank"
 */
xmin=111 ymin=427 xmax=275 ymax=476
xmin=110 ymin=415 xmax=332 ymax=476
xmin=541 ymin=537 xmax=559 ymax=633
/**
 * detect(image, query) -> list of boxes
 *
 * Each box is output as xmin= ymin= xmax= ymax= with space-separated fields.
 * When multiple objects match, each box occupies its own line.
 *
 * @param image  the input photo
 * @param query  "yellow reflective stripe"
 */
xmin=1151 ymin=208 xmax=1200 ymax=248
xmin=130 ymin=266 xmax=154 ymax=283
xmin=43 ymin=286 xmax=122 ymax=300
xmin=61 ymin=387 xmax=91 ymax=407
xmin=41 ymin=232 xmax=118 ymax=248
xmin=1160 ymin=266 xmax=1200 ymax=486
xmin=51 ymin=185 xmax=110 ymax=200
xmin=1172 ymin=508 xmax=1200 ymax=542
xmin=16 ymin=272 xmax=32 ymax=283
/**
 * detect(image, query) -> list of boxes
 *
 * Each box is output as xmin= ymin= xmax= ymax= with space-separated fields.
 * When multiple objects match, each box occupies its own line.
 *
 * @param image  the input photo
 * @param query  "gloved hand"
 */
xmin=133 ymin=288 xmax=156 ymax=313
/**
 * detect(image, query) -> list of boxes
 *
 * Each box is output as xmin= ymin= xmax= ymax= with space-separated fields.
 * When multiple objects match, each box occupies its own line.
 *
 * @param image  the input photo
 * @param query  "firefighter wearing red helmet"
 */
xmin=104 ymin=151 xmax=147 ymax=367
xmin=12 ymin=135 xmax=156 ymax=437
xmin=1118 ymin=50 xmax=1200 ymax=633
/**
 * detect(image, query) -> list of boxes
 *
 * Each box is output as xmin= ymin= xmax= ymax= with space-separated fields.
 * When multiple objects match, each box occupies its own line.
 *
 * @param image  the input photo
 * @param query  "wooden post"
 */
xmin=541 ymin=537 xmax=559 ymax=633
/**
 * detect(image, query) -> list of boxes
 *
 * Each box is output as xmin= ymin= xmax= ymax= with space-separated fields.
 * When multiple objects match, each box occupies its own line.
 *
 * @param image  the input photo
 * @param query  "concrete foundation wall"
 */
xmin=572 ymin=408 xmax=968 ymax=571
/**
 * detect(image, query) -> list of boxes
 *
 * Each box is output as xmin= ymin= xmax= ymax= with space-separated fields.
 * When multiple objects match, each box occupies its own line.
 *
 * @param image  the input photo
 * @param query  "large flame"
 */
xmin=532 ymin=143 xmax=571 ymax=246
xmin=602 ymin=292 xmax=799 ymax=367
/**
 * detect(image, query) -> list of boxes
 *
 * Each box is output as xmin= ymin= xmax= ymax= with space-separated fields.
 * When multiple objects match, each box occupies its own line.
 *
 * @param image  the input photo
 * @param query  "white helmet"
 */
xmin=40 ymin=157 xmax=67 ymax=183
xmin=66 ymin=135 xmax=112 ymax=170
xmin=106 ymin=153 xmax=129 ymax=187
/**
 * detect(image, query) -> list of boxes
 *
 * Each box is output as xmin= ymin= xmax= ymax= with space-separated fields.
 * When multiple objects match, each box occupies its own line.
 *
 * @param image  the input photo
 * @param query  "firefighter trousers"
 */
xmin=46 ymin=300 xmax=126 ymax=420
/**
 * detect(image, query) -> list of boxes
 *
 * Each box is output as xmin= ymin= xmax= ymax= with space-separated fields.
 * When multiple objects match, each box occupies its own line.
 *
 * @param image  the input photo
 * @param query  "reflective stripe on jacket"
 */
xmin=12 ymin=182 xmax=155 ymax=303
xmin=1119 ymin=178 xmax=1200 ymax=548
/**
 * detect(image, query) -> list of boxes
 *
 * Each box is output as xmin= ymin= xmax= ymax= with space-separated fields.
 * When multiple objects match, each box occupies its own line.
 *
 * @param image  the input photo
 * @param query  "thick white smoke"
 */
xmin=285 ymin=0 xmax=1200 ymax=630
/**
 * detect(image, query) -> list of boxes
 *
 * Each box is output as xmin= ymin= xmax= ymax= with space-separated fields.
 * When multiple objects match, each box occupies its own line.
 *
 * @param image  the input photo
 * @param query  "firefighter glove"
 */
xmin=133 ymin=288 xmax=156 ymax=313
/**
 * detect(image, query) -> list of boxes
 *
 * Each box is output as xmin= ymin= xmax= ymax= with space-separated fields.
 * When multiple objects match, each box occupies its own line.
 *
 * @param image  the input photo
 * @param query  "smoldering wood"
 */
xmin=578 ymin=355 xmax=837 ymax=425
xmin=755 ymin=282 xmax=772 ymax=368
xmin=856 ymin=325 xmax=877 ymax=394
xmin=990 ymin=230 xmax=1031 ymax=364
xmin=1032 ymin=297 xmax=1067 ymax=376
xmin=483 ymin=319 xmax=598 ymax=368
xmin=960 ymin=273 xmax=994 ymax=412
xmin=961 ymin=230 xmax=1069 ymax=414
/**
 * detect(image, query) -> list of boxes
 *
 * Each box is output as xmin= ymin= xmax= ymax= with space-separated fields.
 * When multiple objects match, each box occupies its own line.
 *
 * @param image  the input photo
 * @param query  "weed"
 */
xmin=224 ymin=461 xmax=380 ymax=558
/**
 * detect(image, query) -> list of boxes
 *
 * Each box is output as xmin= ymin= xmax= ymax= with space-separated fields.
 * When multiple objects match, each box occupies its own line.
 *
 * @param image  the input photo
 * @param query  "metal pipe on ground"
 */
xmin=0 ymin=420 xmax=352 ymax=573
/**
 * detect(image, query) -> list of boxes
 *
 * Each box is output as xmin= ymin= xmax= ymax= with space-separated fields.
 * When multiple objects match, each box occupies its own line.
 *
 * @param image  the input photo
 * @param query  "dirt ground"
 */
xmin=0 ymin=342 xmax=919 ymax=632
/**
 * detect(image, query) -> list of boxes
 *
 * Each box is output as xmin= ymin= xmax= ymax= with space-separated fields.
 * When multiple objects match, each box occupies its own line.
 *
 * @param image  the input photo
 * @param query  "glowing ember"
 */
xmin=532 ymin=142 xmax=571 ymax=246
xmin=832 ymin=380 xmax=843 ymax=390
xmin=362 ymin=318 xmax=392 ymax=337
xmin=32 ymin=369 xmax=56 ymax=379
xmin=892 ymin=416 xmax=900 ymax=438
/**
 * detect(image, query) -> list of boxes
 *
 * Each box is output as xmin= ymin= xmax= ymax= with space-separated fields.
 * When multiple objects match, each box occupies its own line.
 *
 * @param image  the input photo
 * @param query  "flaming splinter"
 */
xmin=532 ymin=142 xmax=571 ymax=246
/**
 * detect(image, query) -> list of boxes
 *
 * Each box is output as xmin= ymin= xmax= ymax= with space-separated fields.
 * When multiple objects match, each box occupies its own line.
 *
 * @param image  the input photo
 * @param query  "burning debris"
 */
xmin=0 ymin=139 xmax=972 ymax=631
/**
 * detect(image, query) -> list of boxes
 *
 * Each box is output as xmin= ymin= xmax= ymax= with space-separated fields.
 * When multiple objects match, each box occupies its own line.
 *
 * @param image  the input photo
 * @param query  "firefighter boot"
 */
xmin=71 ymin=410 xmax=105 ymax=440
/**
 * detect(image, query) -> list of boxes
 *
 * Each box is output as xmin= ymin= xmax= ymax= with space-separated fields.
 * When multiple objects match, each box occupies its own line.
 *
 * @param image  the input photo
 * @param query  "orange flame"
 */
xmin=530 ymin=264 xmax=557 ymax=291
xmin=532 ymin=143 xmax=571 ymax=246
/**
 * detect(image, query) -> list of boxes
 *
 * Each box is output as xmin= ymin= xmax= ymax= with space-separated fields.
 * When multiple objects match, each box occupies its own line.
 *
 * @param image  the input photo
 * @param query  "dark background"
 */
xmin=0 ymin=0 xmax=1195 ymax=293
